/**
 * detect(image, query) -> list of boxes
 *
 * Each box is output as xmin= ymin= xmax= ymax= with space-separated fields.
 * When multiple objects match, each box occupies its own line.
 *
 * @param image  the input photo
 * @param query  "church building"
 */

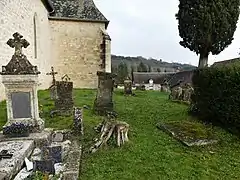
xmin=0 ymin=0 xmax=111 ymax=101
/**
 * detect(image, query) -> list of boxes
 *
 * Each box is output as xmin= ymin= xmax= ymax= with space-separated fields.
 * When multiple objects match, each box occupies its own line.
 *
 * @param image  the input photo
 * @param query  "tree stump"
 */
xmin=89 ymin=116 xmax=129 ymax=153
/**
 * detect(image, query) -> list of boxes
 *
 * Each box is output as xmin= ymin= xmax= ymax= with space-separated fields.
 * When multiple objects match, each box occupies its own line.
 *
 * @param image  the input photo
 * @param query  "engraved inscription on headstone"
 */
xmin=11 ymin=92 xmax=31 ymax=118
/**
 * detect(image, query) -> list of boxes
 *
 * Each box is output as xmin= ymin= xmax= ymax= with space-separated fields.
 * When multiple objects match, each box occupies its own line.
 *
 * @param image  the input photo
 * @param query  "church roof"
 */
xmin=168 ymin=70 xmax=194 ymax=88
xmin=48 ymin=0 xmax=109 ymax=27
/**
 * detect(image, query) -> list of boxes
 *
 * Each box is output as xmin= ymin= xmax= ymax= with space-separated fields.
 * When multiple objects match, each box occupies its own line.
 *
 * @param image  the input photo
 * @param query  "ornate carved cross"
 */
xmin=46 ymin=67 xmax=58 ymax=85
xmin=7 ymin=32 xmax=30 ymax=56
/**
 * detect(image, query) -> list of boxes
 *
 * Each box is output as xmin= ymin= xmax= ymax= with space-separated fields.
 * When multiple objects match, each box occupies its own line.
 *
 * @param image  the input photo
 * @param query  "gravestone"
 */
xmin=182 ymin=83 xmax=194 ymax=102
xmin=33 ymin=160 xmax=55 ymax=175
xmin=73 ymin=107 xmax=84 ymax=135
xmin=0 ymin=32 xmax=44 ymax=133
xmin=52 ymin=132 xmax=64 ymax=142
xmin=124 ymin=77 xmax=133 ymax=95
xmin=149 ymin=79 xmax=154 ymax=90
xmin=93 ymin=71 xmax=116 ymax=116
xmin=161 ymin=80 xmax=170 ymax=93
xmin=54 ymin=74 xmax=73 ymax=115
xmin=46 ymin=66 xmax=58 ymax=100
xmin=47 ymin=146 xmax=62 ymax=163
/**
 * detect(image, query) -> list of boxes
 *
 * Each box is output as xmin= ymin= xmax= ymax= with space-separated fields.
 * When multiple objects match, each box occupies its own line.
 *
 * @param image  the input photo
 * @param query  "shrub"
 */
xmin=190 ymin=64 xmax=240 ymax=133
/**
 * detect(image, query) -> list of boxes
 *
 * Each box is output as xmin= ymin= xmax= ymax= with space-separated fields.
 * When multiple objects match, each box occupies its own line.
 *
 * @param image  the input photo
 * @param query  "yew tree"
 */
xmin=176 ymin=0 xmax=240 ymax=68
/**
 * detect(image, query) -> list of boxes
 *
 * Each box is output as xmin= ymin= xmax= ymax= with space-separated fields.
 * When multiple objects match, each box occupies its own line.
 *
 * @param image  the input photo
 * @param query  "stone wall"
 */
xmin=0 ymin=0 xmax=52 ymax=101
xmin=49 ymin=19 xmax=106 ymax=88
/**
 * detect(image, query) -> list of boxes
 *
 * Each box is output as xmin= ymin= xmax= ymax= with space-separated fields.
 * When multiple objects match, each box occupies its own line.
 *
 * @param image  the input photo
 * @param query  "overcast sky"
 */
xmin=95 ymin=0 xmax=240 ymax=66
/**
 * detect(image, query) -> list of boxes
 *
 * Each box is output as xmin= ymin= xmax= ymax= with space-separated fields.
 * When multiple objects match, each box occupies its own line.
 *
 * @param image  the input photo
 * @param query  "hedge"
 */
xmin=190 ymin=64 xmax=240 ymax=133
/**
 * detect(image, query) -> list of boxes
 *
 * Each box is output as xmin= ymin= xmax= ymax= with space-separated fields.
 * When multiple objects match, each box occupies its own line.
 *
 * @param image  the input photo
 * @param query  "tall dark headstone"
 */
xmin=54 ymin=74 xmax=73 ymax=115
xmin=93 ymin=71 xmax=116 ymax=116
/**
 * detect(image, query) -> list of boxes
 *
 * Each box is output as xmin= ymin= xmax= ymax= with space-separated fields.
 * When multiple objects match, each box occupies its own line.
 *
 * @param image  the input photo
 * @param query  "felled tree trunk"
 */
xmin=89 ymin=120 xmax=129 ymax=153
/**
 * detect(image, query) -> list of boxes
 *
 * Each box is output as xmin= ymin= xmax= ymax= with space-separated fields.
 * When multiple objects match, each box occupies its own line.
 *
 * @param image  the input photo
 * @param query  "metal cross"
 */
xmin=7 ymin=32 xmax=30 ymax=56
xmin=46 ymin=67 xmax=58 ymax=85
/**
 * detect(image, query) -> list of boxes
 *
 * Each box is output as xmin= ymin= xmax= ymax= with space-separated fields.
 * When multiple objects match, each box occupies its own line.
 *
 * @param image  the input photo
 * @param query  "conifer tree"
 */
xmin=176 ymin=0 xmax=240 ymax=68
xmin=137 ymin=62 xmax=148 ymax=72
xmin=117 ymin=62 xmax=128 ymax=84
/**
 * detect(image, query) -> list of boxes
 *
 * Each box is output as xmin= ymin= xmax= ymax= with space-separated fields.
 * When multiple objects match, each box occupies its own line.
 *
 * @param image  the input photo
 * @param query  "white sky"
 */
xmin=95 ymin=0 xmax=240 ymax=66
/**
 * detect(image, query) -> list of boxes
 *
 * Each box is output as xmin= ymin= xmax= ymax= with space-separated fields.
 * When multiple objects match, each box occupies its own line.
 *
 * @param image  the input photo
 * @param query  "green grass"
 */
xmin=1 ymin=89 xmax=240 ymax=180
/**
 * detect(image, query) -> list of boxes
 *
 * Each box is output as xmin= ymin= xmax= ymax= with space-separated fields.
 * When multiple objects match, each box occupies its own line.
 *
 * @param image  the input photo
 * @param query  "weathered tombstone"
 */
xmin=73 ymin=107 xmax=84 ymax=135
xmin=161 ymin=80 xmax=170 ymax=93
xmin=54 ymin=74 xmax=73 ymax=115
xmin=52 ymin=132 xmax=64 ymax=142
xmin=124 ymin=77 xmax=132 ymax=95
xmin=149 ymin=79 xmax=154 ymax=90
xmin=182 ymin=83 xmax=194 ymax=102
xmin=47 ymin=145 xmax=62 ymax=163
xmin=0 ymin=32 xmax=44 ymax=133
xmin=46 ymin=66 xmax=58 ymax=100
xmin=169 ymin=80 xmax=183 ymax=100
xmin=93 ymin=71 xmax=116 ymax=116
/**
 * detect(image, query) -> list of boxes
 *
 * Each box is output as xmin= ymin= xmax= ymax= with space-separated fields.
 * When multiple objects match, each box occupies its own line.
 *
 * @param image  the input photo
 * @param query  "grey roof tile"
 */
xmin=49 ymin=0 xmax=109 ymax=24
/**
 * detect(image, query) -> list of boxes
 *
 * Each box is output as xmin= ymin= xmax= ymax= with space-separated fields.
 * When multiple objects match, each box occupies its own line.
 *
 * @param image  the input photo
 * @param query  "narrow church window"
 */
xmin=33 ymin=13 xmax=37 ymax=59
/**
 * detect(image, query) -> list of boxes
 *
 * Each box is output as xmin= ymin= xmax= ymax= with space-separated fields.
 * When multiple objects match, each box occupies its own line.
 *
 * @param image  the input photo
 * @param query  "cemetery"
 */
xmin=0 ymin=35 xmax=240 ymax=179
xmin=1 ymin=88 xmax=239 ymax=179
xmin=1 ymin=0 xmax=240 ymax=179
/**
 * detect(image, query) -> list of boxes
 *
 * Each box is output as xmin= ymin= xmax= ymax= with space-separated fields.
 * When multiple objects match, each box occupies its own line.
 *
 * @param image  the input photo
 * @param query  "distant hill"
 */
xmin=111 ymin=55 xmax=196 ymax=73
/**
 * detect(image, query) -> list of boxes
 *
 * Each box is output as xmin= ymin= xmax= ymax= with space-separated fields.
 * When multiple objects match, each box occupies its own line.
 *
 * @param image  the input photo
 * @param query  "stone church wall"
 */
xmin=49 ymin=20 xmax=106 ymax=88
xmin=0 ymin=0 xmax=52 ymax=101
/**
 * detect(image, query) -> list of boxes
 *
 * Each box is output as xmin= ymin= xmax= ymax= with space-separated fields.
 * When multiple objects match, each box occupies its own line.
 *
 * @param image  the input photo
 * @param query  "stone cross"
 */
xmin=7 ymin=32 xmax=30 ymax=56
xmin=46 ymin=67 xmax=58 ymax=85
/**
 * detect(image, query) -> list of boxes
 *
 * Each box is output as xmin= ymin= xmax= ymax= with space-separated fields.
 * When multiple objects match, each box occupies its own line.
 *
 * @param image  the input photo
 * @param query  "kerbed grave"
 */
xmin=157 ymin=121 xmax=218 ymax=147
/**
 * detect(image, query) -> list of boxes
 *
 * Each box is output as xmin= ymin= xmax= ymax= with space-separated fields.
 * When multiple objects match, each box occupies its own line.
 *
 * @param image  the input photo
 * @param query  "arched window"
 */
xmin=33 ymin=13 xmax=38 ymax=58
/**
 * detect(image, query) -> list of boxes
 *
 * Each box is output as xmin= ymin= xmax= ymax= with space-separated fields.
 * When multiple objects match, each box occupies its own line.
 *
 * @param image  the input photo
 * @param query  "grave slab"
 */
xmin=13 ymin=167 xmax=32 ymax=180
xmin=157 ymin=122 xmax=218 ymax=147
xmin=0 ymin=140 xmax=34 ymax=179
xmin=62 ymin=141 xmax=81 ymax=180
xmin=0 ymin=129 xmax=52 ymax=147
